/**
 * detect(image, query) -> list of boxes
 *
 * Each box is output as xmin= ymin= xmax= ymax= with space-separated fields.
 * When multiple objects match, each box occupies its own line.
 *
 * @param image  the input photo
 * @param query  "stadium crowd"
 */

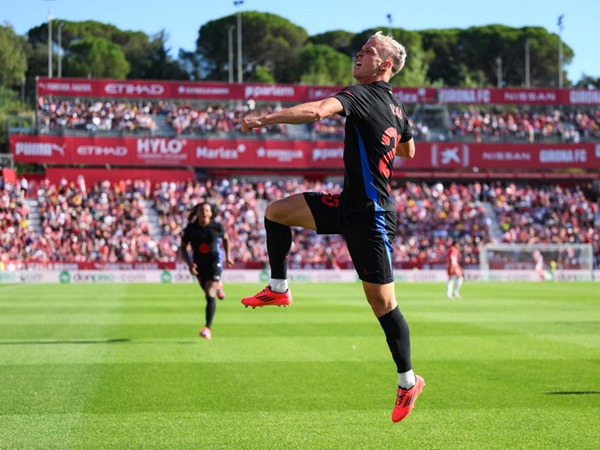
xmin=448 ymin=108 xmax=600 ymax=143
xmin=37 ymin=98 xmax=600 ymax=143
xmin=37 ymin=98 xmax=158 ymax=134
xmin=165 ymin=102 xmax=289 ymax=136
xmin=1 ymin=176 xmax=598 ymax=270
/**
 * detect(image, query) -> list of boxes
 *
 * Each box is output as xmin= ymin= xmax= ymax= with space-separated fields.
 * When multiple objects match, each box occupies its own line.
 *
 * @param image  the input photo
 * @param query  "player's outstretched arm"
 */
xmin=241 ymin=97 xmax=343 ymax=132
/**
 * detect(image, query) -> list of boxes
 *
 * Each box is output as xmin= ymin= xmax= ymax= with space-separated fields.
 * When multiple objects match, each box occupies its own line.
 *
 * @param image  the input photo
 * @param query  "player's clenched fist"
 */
xmin=241 ymin=116 xmax=262 ymax=133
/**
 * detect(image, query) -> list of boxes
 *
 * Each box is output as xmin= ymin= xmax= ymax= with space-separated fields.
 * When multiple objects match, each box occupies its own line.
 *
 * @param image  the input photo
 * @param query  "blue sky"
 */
xmin=3 ymin=0 xmax=598 ymax=82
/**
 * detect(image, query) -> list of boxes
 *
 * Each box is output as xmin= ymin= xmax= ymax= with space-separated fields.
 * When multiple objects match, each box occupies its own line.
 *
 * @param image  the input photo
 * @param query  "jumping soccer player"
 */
xmin=240 ymin=31 xmax=424 ymax=422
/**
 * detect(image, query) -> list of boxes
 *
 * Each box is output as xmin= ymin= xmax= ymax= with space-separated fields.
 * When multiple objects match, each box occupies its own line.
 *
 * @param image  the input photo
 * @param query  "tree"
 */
xmin=575 ymin=75 xmax=600 ymax=89
xmin=25 ymin=20 xmax=179 ymax=80
xmin=65 ymin=37 xmax=130 ymax=78
xmin=0 ymin=24 xmax=28 ymax=88
xmin=178 ymin=49 xmax=203 ymax=81
xmin=421 ymin=28 xmax=473 ymax=86
xmin=196 ymin=12 xmax=308 ymax=82
xmin=308 ymin=30 xmax=355 ymax=57
xmin=138 ymin=31 xmax=188 ymax=80
xmin=292 ymin=44 xmax=352 ymax=85
xmin=249 ymin=65 xmax=276 ymax=83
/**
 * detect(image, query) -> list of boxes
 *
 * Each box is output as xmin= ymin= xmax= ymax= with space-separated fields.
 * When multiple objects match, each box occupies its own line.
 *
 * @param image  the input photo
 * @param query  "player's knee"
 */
xmin=265 ymin=196 xmax=308 ymax=225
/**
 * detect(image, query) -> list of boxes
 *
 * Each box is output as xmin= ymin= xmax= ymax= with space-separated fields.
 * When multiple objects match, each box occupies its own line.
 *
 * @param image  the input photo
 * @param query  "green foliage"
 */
xmin=11 ymin=14 xmax=587 ymax=88
xmin=308 ymin=30 xmax=355 ymax=57
xmin=575 ymin=74 xmax=600 ymax=89
xmin=196 ymin=12 xmax=308 ymax=82
xmin=0 ymin=24 xmax=29 ymax=88
xmin=0 ymin=86 xmax=33 ymax=155
xmin=25 ymin=20 xmax=185 ymax=81
xmin=65 ymin=37 xmax=130 ymax=78
xmin=248 ymin=65 xmax=275 ymax=83
xmin=137 ymin=31 xmax=189 ymax=80
xmin=294 ymin=44 xmax=352 ymax=86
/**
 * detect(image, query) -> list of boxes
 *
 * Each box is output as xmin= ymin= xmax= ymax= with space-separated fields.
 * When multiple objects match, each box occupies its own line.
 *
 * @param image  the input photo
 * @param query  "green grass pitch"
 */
xmin=0 ymin=282 xmax=598 ymax=449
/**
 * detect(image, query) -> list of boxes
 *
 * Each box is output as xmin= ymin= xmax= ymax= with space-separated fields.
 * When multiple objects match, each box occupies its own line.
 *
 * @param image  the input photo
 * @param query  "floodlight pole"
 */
xmin=524 ymin=39 xmax=530 ymax=88
xmin=228 ymin=25 xmax=234 ymax=83
xmin=234 ymin=1 xmax=244 ymax=83
xmin=43 ymin=0 xmax=55 ymax=78
xmin=496 ymin=57 xmax=502 ymax=88
xmin=58 ymin=22 xmax=64 ymax=78
xmin=557 ymin=14 xmax=565 ymax=88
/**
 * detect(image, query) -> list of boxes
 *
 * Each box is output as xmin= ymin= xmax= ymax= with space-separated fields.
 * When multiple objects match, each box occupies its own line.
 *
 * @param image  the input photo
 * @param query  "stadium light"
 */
xmin=557 ymin=14 xmax=565 ymax=88
xmin=234 ymin=1 xmax=244 ymax=83
xmin=386 ymin=13 xmax=392 ymax=37
xmin=43 ymin=0 xmax=56 ymax=78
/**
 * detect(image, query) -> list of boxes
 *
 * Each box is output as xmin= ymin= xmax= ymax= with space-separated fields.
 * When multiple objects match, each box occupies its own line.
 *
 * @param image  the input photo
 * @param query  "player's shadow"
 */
xmin=545 ymin=391 xmax=600 ymax=395
xmin=0 ymin=338 xmax=131 ymax=345
xmin=0 ymin=339 xmax=202 ymax=345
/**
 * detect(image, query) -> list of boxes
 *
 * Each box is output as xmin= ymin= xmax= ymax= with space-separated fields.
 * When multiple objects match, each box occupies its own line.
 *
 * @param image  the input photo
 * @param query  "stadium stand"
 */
xmin=2 ymin=177 xmax=598 ymax=270
xmin=4 ymin=78 xmax=599 ymax=273
xmin=37 ymin=98 xmax=600 ymax=143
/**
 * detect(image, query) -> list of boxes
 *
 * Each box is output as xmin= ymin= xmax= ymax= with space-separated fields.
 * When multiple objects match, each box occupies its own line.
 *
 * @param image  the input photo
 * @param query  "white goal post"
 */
xmin=479 ymin=243 xmax=594 ymax=282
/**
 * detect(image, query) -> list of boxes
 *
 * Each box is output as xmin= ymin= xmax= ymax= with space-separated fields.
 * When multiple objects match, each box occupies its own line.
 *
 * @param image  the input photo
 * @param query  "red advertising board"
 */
xmin=11 ymin=134 xmax=600 ymax=171
xmin=36 ymin=77 xmax=600 ymax=105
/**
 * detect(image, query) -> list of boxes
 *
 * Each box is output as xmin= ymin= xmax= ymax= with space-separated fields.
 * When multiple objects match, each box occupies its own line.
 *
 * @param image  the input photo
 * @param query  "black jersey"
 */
xmin=334 ymin=81 xmax=412 ymax=214
xmin=182 ymin=220 xmax=225 ymax=265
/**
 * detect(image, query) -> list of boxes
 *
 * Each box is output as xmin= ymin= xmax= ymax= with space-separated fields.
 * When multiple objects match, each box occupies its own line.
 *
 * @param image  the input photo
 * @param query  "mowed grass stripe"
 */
xmin=0 ymin=331 xmax=596 ymax=365
xmin=0 ymin=282 xmax=599 ymax=450
xmin=2 ymin=408 xmax=599 ymax=450
xmin=2 ymin=357 xmax=598 ymax=412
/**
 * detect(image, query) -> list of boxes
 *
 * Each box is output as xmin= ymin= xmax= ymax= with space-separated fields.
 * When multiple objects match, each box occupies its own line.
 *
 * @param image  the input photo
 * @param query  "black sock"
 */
xmin=377 ymin=306 xmax=412 ymax=373
xmin=265 ymin=217 xmax=292 ymax=279
xmin=205 ymin=295 xmax=216 ymax=328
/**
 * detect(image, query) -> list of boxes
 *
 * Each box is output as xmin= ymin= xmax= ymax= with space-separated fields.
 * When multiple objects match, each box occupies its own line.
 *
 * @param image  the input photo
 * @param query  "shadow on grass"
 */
xmin=545 ymin=391 xmax=600 ymax=395
xmin=0 ymin=338 xmax=131 ymax=345
xmin=0 ymin=339 xmax=203 ymax=345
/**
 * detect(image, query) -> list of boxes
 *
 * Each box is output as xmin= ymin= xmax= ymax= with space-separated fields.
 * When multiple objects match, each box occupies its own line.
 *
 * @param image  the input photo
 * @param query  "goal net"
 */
xmin=479 ymin=243 xmax=594 ymax=282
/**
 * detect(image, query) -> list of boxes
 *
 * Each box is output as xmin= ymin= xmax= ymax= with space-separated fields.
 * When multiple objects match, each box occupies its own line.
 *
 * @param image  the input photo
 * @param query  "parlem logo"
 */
xmin=161 ymin=270 xmax=172 ymax=283
xmin=59 ymin=271 xmax=71 ymax=284
xmin=259 ymin=269 xmax=269 ymax=283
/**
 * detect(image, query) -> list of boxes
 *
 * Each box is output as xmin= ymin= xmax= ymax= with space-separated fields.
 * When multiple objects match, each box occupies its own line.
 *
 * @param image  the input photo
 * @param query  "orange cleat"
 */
xmin=391 ymin=375 xmax=425 ymax=423
xmin=216 ymin=281 xmax=225 ymax=300
xmin=241 ymin=285 xmax=293 ymax=309
xmin=199 ymin=326 xmax=212 ymax=340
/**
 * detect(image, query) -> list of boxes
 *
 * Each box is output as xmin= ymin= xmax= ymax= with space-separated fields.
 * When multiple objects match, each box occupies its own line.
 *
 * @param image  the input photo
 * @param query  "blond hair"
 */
xmin=368 ymin=31 xmax=407 ymax=76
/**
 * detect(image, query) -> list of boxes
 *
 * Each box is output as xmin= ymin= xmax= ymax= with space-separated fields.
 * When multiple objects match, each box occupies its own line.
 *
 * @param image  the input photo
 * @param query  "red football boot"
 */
xmin=241 ymin=285 xmax=292 ymax=309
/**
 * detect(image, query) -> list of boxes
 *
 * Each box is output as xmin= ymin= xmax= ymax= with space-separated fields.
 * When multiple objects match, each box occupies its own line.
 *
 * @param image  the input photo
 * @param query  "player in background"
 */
xmin=548 ymin=260 xmax=557 ymax=282
xmin=180 ymin=202 xmax=234 ymax=340
xmin=533 ymin=250 xmax=545 ymax=280
xmin=446 ymin=238 xmax=464 ymax=299
xmin=533 ymin=249 xmax=546 ymax=281
xmin=240 ymin=31 xmax=424 ymax=422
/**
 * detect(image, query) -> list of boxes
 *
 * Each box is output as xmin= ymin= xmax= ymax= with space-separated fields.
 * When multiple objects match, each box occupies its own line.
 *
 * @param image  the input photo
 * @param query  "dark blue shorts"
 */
xmin=303 ymin=192 xmax=396 ymax=284
xmin=195 ymin=259 xmax=222 ymax=288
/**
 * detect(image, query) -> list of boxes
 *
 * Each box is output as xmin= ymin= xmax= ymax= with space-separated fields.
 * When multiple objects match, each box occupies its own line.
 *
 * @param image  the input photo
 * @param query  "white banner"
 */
xmin=0 ymin=269 xmax=597 ymax=284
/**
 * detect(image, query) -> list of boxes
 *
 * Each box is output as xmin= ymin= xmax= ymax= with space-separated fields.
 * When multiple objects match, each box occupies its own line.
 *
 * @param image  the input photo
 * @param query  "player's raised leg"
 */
xmin=241 ymin=194 xmax=316 ymax=308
